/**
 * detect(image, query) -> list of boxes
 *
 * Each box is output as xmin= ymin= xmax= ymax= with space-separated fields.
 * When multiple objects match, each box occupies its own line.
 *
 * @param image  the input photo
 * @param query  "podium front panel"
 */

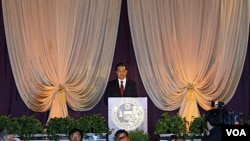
xmin=108 ymin=97 xmax=147 ymax=141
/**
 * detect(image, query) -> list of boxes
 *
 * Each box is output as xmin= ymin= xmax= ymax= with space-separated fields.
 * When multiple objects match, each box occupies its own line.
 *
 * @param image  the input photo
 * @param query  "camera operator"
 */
xmin=201 ymin=108 xmax=224 ymax=141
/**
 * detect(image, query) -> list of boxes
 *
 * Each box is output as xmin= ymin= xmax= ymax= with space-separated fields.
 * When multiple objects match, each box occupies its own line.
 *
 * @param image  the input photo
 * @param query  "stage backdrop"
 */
xmin=0 ymin=1 xmax=249 ymax=141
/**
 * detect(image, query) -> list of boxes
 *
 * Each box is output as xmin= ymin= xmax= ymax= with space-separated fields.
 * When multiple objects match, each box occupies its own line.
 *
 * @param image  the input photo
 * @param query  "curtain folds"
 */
xmin=127 ymin=0 xmax=250 ymax=124
xmin=2 ymin=0 xmax=121 ymax=121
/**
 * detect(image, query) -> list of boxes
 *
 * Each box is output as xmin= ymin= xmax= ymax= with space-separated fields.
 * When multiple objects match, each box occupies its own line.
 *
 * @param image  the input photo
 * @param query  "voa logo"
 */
xmin=226 ymin=129 xmax=246 ymax=136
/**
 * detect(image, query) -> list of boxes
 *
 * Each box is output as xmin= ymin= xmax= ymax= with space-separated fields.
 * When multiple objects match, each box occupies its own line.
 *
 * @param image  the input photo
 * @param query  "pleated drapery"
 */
xmin=2 ymin=0 xmax=121 ymax=121
xmin=127 ymin=0 xmax=250 ymax=124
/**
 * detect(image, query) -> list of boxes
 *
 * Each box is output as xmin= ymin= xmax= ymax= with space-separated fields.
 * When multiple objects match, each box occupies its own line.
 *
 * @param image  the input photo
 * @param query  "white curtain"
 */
xmin=2 ymin=0 xmax=121 ymax=121
xmin=127 ymin=0 xmax=250 ymax=124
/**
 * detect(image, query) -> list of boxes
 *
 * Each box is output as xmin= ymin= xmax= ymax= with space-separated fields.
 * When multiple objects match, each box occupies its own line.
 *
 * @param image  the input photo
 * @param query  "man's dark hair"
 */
xmin=205 ymin=108 xmax=224 ymax=127
xmin=115 ymin=129 xmax=129 ymax=139
xmin=176 ymin=135 xmax=186 ymax=141
xmin=169 ymin=134 xmax=177 ymax=140
xmin=68 ymin=128 xmax=82 ymax=140
xmin=115 ymin=62 xmax=127 ymax=71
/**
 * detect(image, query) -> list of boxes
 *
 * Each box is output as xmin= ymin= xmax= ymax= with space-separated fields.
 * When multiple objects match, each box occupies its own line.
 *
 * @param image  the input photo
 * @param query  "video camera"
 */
xmin=211 ymin=101 xmax=240 ymax=125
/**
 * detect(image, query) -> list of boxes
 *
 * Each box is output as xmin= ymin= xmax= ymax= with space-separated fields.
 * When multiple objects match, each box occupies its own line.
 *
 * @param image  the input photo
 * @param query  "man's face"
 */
xmin=117 ymin=132 xmax=130 ymax=141
xmin=116 ymin=66 xmax=127 ymax=80
xmin=69 ymin=131 xmax=82 ymax=141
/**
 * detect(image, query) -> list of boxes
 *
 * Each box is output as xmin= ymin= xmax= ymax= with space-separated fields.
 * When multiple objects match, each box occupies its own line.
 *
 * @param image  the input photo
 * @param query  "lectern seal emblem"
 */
xmin=111 ymin=98 xmax=144 ymax=130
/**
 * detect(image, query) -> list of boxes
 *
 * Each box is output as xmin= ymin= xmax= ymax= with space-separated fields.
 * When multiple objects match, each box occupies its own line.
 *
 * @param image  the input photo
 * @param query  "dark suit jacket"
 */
xmin=104 ymin=79 xmax=138 ymax=105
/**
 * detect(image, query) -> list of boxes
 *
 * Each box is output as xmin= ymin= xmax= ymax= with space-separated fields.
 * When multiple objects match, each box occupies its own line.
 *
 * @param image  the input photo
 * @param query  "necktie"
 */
xmin=120 ymin=80 xmax=124 ymax=96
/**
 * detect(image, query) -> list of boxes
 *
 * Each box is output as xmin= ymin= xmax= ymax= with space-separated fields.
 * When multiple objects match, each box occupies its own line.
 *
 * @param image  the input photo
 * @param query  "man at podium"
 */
xmin=104 ymin=62 xmax=138 ymax=105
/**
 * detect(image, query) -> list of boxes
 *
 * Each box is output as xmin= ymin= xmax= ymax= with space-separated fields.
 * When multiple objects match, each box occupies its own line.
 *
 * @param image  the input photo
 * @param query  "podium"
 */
xmin=108 ymin=97 xmax=148 ymax=141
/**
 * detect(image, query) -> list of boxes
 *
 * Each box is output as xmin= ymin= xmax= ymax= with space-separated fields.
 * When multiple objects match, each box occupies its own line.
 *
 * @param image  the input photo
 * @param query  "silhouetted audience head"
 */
xmin=169 ymin=134 xmax=185 ymax=141
xmin=169 ymin=134 xmax=177 ymax=141
xmin=175 ymin=135 xmax=186 ymax=141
